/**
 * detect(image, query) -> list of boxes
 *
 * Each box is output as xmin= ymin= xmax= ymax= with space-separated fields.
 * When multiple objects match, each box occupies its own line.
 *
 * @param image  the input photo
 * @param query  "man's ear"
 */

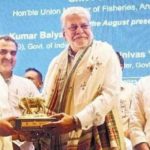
xmin=63 ymin=31 xmax=66 ymax=39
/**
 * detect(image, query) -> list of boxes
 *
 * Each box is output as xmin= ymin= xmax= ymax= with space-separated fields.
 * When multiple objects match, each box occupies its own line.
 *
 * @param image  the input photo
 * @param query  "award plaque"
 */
xmin=14 ymin=97 xmax=56 ymax=132
xmin=14 ymin=115 xmax=57 ymax=131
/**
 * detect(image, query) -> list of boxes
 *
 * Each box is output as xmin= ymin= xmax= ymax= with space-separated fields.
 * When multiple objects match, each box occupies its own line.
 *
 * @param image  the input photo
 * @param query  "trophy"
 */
xmin=14 ymin=97 xmax=56 ymax=138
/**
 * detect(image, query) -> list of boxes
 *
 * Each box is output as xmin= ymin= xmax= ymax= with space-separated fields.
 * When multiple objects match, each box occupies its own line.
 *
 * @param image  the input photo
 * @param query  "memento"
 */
xmin=14 ymin=97 xmax=56 ymax=132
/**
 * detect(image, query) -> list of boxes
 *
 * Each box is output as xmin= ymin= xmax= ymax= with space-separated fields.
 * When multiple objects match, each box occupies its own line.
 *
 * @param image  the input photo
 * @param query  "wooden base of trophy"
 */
xmin=14 ymin=115 xmax=57 ymax=131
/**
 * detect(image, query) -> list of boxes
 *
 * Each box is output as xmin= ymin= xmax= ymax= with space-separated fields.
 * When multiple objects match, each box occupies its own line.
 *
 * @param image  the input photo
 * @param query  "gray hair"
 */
xmin=61 ymin=7 xmax=91 ymax=29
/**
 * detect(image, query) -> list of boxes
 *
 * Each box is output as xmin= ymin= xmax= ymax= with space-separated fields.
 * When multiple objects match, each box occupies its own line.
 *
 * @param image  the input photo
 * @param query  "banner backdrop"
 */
xmin=0 ymin=0 xmax=150 ymax=83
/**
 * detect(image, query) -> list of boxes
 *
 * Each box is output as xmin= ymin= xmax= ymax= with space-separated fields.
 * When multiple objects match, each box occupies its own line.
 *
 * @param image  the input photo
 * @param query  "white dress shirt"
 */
xmin=0 ymin=74 xmax=39 ymax=150
xmin=130 ymin=76 xmax=150 ymax=147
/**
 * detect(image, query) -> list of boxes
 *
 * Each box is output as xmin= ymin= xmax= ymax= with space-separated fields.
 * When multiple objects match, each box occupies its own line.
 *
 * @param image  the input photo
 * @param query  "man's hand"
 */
xmin=0 ymin=117 xmax=17 ymax=136
xmin=134 ymin=142 xmax=150 ymax=150
xmin=42 ymin=113 xmax=78 ymax=135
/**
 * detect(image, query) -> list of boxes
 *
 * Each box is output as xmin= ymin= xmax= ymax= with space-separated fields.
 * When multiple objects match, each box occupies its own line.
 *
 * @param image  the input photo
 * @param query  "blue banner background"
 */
xmin=0 ymin=0 xmax=150 ymax=83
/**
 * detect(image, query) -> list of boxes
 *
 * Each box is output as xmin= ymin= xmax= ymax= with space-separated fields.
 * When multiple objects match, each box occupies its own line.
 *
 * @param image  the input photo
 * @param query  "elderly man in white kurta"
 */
xmin=130 ymin=76 xmax=150 ymax=150
xmin=42 ymin=7 xmax=125 ymax=150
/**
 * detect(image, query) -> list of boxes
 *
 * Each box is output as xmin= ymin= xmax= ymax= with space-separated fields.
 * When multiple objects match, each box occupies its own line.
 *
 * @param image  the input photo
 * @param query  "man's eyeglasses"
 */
xmin=0 ymin=49 xmax=17 ymax=56
xmin=66 ymin=23 xmax=90 ymax=32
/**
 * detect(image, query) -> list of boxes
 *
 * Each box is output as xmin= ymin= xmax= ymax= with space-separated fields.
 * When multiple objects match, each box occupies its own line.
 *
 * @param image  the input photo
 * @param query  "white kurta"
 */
xmin=43 ymin=40 xmax=122 ymax=129
xmin=130 ymin=76 xmax=150 ymax=147
xmin=0 ymin=74 xmax=39 ymax=150
xmin=42 ymin=40 xmax=125 ymax=149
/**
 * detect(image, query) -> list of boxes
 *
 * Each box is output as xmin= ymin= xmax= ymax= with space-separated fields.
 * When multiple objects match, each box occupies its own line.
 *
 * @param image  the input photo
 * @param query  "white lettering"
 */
xmin=130 ymin=19 xmax=150 ymax=26
xmin=102 ymin=5 xmax=136 ymax=12
xmin=124 ymin=63 xmax=133 ymax=69
xmin=9 ymin=33 xmax=37 ymax=40
xmin=135 ymin=62 xmax=150 ymax=68
xmin=40 ymin=9 xmax=61 ymax=15
xmin=121 ymin=51 xmax=146 ymax=59
xmin=54 ymin=43 xmax=66 ymax=49
xmin=27 ymin=43 xmax=43 ymax=50
xmin=40 ymin=31 xmax=63 ymax=40
xmin=139 ymin=3 xmax=150 ymax=10
xmin=12 ymin=10 xmax=38 ymax=17
xmin=102 ymin=20 xmax=129 ymax=27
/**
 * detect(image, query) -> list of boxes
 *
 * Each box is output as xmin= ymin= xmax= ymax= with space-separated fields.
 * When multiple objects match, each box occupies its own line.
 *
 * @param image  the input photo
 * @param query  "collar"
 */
xmin=68 ymin=46 xmax=77 ymax=60
xmin=0 ymin=73 xmax=13 ymax=84
xmin=68 ymin=41 xmax=93 ymax=61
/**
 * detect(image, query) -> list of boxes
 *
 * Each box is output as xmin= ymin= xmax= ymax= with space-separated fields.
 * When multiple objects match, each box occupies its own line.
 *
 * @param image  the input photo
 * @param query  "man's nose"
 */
xmin=76 ymin=26 xmax=84 ymax=33
xmin=5 ymin=52 xmax=13 ymax=59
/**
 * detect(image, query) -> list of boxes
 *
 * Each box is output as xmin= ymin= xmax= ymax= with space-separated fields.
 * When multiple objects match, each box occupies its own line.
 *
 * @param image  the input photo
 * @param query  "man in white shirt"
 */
xmin=116 ymin=52 xmax=135 ymax=150
xmin=130 ymin=76 xmax=150 ymax=150
xmin=0 ymin=36 xmax=39 ymax=150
